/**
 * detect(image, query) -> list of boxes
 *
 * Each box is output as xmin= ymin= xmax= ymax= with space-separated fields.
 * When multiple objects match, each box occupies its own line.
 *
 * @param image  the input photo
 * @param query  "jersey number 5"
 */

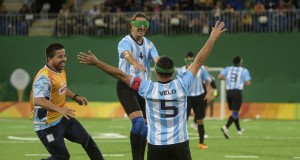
xmin=160 ymin=100 xmax=178 ymax=118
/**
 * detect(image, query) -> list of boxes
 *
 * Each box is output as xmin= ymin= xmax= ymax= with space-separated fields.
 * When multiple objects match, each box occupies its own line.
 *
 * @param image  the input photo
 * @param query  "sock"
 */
xmin=234 ymin=118 xmax=241 ymax=131
xmin=140 ymin=136 xmax=146 ymax=160
xmin=226 ymin=116 xmax=235 ymax=129
xmin=130 ymin=132 xmax=146 ymax=160
xmin=198 ymin=124 xmax=205 ymax=144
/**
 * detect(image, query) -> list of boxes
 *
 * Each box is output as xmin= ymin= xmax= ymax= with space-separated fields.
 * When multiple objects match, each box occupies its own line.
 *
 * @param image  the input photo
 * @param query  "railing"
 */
xmin=0 ymin=10 xmax=300 ymax=36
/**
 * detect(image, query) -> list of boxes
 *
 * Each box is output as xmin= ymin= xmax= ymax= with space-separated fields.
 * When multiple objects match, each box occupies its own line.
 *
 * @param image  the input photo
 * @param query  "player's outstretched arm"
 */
xmin=122 ymin=50 xmax=146 ymax=71
xmin=189 ymin=21 xmax=226 ymax=77
xmin=78 ymin=50 xmax=132 ymax=86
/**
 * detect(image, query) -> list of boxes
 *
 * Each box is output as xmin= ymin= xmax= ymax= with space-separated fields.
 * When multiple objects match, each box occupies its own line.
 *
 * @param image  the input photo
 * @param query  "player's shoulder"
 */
xmin=119 ymin=35 xmax=132 ymax=43
xmin=178 ymin=65 xmax=186 ymax=71
xmin=243 ymin=67 xmax=250 ymax=72
xmin=143 ymin=37 xmax=155 ymax=45
xmin=178 ymin=70 xmax=193 ymax=79
xmin=35 ymin=66 xmax=48 ymax=77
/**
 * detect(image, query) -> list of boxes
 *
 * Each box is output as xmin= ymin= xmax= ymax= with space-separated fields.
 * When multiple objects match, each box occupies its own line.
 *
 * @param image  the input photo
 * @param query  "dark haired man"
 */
xmin=116 ymin=12 xmax=159 ymax=160
xmin=218 ymin=56 xmax=251 ymax=139
xmin=78 ymin=21 xmax=226 ymax=160
xmin=177 ymin=51 xmax=211 ymax=149
xmin=30 ymin=43 xmax=104 ymax=160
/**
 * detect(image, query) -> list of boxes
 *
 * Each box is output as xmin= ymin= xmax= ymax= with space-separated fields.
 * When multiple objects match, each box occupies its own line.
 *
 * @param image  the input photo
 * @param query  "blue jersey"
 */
xmin=131 ymin=71 xmax=195 ymax=145
xmin=118 ymin=35 xmax=159 ymax=80
xmin=220 ymin=66 xmax=251 ymax=90
xmin=177 ymin=65 xmax=210 ymax=96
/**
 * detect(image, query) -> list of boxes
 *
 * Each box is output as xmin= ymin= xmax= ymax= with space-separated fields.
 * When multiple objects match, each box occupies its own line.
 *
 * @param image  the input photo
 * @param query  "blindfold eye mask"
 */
xmin=185 ymin=58 xmax=195 ymax=65
xmin=131 ymin=20 xmax=149 ymax=28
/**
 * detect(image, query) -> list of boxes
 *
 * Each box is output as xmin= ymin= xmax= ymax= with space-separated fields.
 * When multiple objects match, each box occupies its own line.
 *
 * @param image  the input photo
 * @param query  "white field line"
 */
xmin=103 ymin=154 xmax=125 ymax=157
xmin=8 ymin=136 xmax=39 ymax=141
xmin=3 ymin=134 xmax=300 ymax=144
xmin=25 ymin=154 xmax=50 ymax=157
xmin=225 ymin=155 xmax=259 ymax=158
xmin=188 ymin=135 xmax=300 ymax=140
xmin=293 ymin=157 xmax=300 ymax=159
xmin=0 ymin=131 xmax=34 ymax=135
xmin=25 ymin=154 xmax=124 ymax=157
xmin=0 ymin=139 xmax=130 ymax=143
xmin=0 ymin=141 xmax=38 ymax=143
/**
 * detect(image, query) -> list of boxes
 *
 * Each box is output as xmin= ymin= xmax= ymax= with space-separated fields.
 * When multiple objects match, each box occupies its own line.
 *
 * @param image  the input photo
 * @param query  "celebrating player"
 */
xmin=30 ymin=43 xmax=104 ymax=160
xmin=116 ymin=12 xmax=159 ymax=160
xmin=78 ymin=21 xmax=226 ymax=160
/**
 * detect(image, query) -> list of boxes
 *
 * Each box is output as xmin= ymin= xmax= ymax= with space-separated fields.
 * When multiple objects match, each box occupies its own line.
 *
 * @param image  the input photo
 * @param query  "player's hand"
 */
xmin=210 ymin=21 xmax=227 ymax=41
xmin=204 ymin=93 xmax=211 ymax=103
xmin=133 ymin=61 xmax=146 ymax=72
xmin=78 ymin=50 xmax=98 ymax=65
xmin=74 ymin=95 xmax=88 ymax=106
xmin=58 ymin=107 xmax=76 ymax=120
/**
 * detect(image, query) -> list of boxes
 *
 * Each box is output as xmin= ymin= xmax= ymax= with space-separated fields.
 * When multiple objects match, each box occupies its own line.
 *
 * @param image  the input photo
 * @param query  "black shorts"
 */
xmin=226 ymin=89 xmax=243 ymax=111
xmin=36 ymin=117 xmax=94 ymax=159
xmin=187 ymin=93 xmax=207 ymax=120
xmin=147 ymin=141 xmax=192 ymax=160
xmin=116 ymin=80 xmax=146 ymax=118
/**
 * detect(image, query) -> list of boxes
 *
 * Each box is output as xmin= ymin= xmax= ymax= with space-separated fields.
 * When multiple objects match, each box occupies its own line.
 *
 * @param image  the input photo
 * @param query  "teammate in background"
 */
xmin=116 ymin=12 xmax=159 ymax=160
xmin=203 ymin=65 xmax=218 ymax=118
xmin=30 ymin=43 xmax=104 ymax=160
xmin=191 ymin=69 xmax=217 ymax=128
xmin=177 ymin=52 xmax=211 ymax=149
xmin=218 ymin=55 xmax=251 ymax=139
xmin=78 ymin=21 xmax=226 ymax=160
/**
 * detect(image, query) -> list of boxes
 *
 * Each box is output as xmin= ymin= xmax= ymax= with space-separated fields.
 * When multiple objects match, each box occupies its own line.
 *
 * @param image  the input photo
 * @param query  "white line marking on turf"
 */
xmin=25 ymin=154 xmax=50 ymax=157
xmin=225 ymin=156 xmax=259 ymax=158
xmin=0 ymin=141 xmax=37 ymax=143
xmin=242 ymin=118 xmax=252 ymax=122
xmin=8 ymin=136 xmax=39 ymax=141
xmin=25 ymin=153 xmax=125 ymax=157
xmin=293 ymin=157 xmax=300 ymax=159
xmin=0 ymin=139 xmax=130 ymax=144
xmin=0 ymin=131 xmax=33 ymax=135
xmin=103 ymin=154 xmax=125 ymax=157
xmin=92 ymin=133 xmax=127 ymax=139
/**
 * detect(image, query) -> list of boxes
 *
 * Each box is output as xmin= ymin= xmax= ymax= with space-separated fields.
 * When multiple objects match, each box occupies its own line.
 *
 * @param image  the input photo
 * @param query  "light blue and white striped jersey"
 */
xmin=177 ymin=65 xmax=210 ymax=96
xmin=130 ymin=71 xmax=195 ymax=145
xmin=118 ymin=35 xmax=159 ymax=80
xmin=220 ymin=66 xmax=251 ymax=90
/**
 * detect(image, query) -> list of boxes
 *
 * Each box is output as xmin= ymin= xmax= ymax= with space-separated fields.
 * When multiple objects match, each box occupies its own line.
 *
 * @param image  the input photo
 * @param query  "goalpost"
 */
xmin=150 ymin=67 xmax=226 ymax=120
xmin=206 ymin=67 xmax=226 ymax=120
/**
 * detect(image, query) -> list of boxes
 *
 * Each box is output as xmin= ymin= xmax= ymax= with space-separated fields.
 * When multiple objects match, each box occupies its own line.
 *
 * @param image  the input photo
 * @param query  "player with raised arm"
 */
xmin=78 ymin=21 xmax=226 ymax=160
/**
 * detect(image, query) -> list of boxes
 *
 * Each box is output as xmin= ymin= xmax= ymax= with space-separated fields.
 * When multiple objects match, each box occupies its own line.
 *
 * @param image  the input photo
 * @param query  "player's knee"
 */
xmin=141 ymin=124 xmax=147 ymax=138
xmin=131 ymin=117 xmax=145 ymax=135
xmin=232 ymin=111 xmax=239 ymax=119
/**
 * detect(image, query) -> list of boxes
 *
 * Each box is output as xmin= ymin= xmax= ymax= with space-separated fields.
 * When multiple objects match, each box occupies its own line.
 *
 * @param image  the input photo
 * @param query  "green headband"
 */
xmin=154 ymin=64 xmax=175 ymax=74
xmin=131 ymin=20 xmax=149 ymax=28
xmin=184 ymin=58 xmax=195 ymax=65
